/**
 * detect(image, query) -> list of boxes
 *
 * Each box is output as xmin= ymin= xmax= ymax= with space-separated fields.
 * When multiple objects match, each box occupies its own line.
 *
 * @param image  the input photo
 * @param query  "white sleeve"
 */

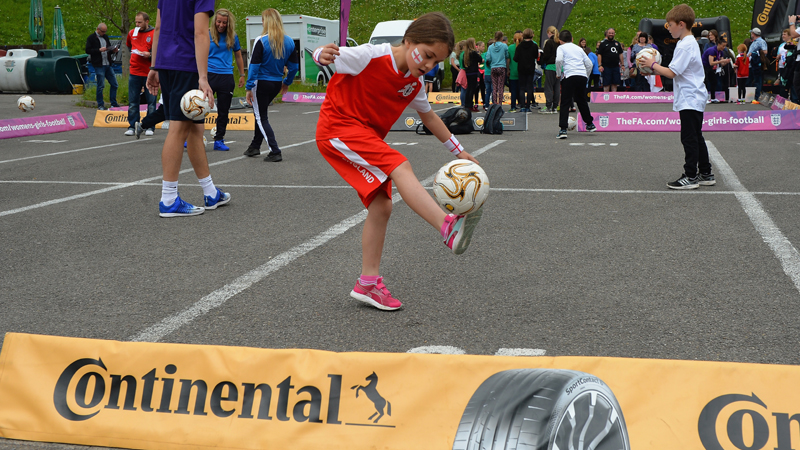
xmin=409 ymin=78 xmax=432 ymax=113
xmin=555 ymin=47 xmax=564 ymax=77
xmin=332 ymin=44 xmax=380 ymax=76
xmin=584 ymin=53 xmax=593 ymax=78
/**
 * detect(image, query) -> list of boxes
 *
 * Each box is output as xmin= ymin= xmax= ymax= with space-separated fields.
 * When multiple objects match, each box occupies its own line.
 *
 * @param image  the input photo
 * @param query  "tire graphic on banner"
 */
xmin=452 ymin=369 xmax=630 ymax=450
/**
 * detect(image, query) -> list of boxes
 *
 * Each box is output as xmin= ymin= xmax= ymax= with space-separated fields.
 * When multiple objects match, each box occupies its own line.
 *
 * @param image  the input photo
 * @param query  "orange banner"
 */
xmin=1 ymin=332 xmax=799 ymax=450
xmin=92 ymin=111 xmax=254 ymax=130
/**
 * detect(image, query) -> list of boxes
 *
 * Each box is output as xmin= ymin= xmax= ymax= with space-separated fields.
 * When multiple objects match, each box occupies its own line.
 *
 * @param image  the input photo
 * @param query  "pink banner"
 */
xmin=772 ymin=95 xmax=787 ymax=110
xmin=590 ymin=91 xmax=725 ymax=103
xmin=0 ymin=112 xmax=87 ymax=139
xmin=282 ymin=92 xmax=326 ymax=103
xmin=576 ymin=110 xmax=800 ymax=132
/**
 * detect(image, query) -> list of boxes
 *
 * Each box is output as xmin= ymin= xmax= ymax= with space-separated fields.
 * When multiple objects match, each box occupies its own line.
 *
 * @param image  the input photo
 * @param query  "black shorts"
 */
xmin=424 ymin=75 xmax=435 ymax=83
xmin=601 ymin=67 xmax=622 ymax=86
xmin=158 ymin=69 xmax=203 ymax=122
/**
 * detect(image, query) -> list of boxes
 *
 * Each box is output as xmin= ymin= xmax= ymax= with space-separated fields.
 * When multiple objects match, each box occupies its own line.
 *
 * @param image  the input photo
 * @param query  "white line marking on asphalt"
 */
xmin=128 ymin=140 xmax=505 ymax=342
xmin=0 ymin=139 xmax=154 ymax=164
xmin=495 ymin=348 xmax=547 ymax=356
xmin=407 ymin=346 xmax=466 ymax=354
xmin=708 ymin=140 xmax=800 ymax=294
xmin=24 ymin=139 xmax=68 ymax=143
xmin=0 ymin=139 xmax=316 ymax=218
xmin=4 ymin=180 xmax=800 ymax=197
xmin=302 ymin=110 xmax=321 ymax=114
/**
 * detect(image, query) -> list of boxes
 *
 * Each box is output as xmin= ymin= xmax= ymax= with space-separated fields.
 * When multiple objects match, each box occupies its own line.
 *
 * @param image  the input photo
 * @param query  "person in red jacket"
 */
xmin=735 ymin=43 xmax=749 ymax=103
xmin=125 ymin=12 xmax=157 ymax=136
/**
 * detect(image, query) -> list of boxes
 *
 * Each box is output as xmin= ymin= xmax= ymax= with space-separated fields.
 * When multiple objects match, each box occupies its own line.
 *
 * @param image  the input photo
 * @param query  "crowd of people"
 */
xmin=442 ymin=22 xmax=797 ymax=115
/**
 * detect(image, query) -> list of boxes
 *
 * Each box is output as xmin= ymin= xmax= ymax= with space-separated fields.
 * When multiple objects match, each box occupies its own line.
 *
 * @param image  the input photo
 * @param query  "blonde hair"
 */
xmin=547 ymin=26 xmax=558 ymax=39
xmin=261 ymin=8 xmax=286 ymax=60
xmin=514 ymin=32 xmax=522 ymax=45
xmin=466 ymin=37 xmax=477 ymax=52
xmin=211 ymin=9 xmax=236 ymax=49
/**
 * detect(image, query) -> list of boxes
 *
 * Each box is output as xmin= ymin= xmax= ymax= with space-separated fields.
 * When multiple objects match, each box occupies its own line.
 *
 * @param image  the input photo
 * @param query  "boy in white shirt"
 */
xmin=555 ymin=29 xmax=596 ymax=139
xmin=640 ymin=4 xmax=715 ymax=189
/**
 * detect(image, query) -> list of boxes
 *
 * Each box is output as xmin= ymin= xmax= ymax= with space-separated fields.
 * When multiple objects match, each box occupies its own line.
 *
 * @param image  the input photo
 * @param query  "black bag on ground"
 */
xmin=480 ymin=104 xmax=504 ymax=134
xmin=416 ymin=106 xmax=473 ymax=135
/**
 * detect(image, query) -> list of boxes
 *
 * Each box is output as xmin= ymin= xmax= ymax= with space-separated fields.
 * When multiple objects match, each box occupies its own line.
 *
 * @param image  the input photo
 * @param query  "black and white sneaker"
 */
xmin=667 ymin=174 xmax=700 ymax=190
xmin=697 ymin=173 xmax=716 ymax=186
xmin=585 ymin=123 xmax=597 ymax=132
xmin=557 ymin=129 xmax=568 ymax=139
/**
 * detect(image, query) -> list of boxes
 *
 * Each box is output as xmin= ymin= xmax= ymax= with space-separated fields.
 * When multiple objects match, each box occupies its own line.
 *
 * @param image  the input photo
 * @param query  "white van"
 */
xmin=369 ymin=20 xmax=445 ymax=91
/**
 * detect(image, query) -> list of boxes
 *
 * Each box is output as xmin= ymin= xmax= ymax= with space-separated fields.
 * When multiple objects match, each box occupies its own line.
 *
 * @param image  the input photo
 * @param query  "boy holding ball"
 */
xmin=640 ymin=4 xmax=715 ymax=189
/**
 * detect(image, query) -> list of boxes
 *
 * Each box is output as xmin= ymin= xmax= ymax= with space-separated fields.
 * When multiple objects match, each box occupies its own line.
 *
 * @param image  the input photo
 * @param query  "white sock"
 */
xmin=161 ymin=180 xmax=178 ymax=205
xmin=198 ymin=175 xmax=217 ymax=197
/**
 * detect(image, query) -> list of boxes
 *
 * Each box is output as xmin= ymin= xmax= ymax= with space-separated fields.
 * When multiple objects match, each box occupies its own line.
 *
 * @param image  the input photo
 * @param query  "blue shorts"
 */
xmin=158 ymin=69 xmax=203 ymax=123
xmin=601 ymin=67 xmax=621 ymax=86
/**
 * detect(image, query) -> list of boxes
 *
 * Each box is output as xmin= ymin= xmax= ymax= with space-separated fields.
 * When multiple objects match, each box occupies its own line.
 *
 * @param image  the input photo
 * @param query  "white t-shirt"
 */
xmin=778 ymin=42 xmax=788 ymax=69
xmin=555 ymin=42 xmax=593 ymax=79
xmin=669 ymin=34 xmax=706 ymax=112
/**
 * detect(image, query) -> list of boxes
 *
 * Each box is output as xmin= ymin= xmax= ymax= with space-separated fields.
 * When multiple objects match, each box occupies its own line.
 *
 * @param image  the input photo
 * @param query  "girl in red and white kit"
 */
xmin=314 ymin=12 xmax=482 ymax=311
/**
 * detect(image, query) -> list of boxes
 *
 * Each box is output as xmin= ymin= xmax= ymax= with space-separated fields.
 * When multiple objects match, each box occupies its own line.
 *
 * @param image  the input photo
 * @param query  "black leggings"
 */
xmin=208 ymin=72 xmax=235 ymax=141
xmin=250 ymin=80 xmax=283 ymax=152
xmin=737 ymin=77 xmax=747 ymax=99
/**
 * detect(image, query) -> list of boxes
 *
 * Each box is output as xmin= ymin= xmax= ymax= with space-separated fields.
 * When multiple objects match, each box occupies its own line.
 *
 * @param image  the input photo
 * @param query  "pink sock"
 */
xmin=359 ymin=275 xmax=380 ymax=285
xmin=440 ymin=214 xmax=457 ymax=238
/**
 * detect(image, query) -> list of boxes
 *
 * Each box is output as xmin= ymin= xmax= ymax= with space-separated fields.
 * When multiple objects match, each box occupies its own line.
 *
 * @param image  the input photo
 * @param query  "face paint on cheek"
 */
xmin=411 ymin=48 xmax=423 ymax=64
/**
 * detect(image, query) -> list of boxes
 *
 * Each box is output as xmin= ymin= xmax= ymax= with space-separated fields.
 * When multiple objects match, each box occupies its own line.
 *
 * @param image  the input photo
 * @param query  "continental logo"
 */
xmin=103 ymin=112 xmax=128 ymax=124
xmin=53 ymin=357 xmax=395 ymax=427
xmin=204 ymin=114 xmax=250 ymax=125
xmin=757 ymin=0 xmax=776 ymax=26
xmin=699 ymin=392 xmax=800 ymax=450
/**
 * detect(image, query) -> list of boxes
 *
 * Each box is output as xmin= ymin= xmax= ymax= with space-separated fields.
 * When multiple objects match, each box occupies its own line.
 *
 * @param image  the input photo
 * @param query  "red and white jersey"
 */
xmin=316 ymin=43 xmax=431 ymax=140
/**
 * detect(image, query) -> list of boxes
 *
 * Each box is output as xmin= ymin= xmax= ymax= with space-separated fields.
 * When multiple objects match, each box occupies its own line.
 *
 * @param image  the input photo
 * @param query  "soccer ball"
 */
xmin=180 ymin=89 xmax=210 ymax=120
xmin=17 ymin=96 xmax=35 ymax=112
xmin=635 ymin=48 xmax=662 ymax=75
xmin=210 ymin=126 xmax=217 ymax=138
xmin=567 ymin=116 xmax=577 ymax=131
xmin=433 ymin=160 xmax=490 ymax=215
xmin=203 ymin=135 xmax=208 ymax=146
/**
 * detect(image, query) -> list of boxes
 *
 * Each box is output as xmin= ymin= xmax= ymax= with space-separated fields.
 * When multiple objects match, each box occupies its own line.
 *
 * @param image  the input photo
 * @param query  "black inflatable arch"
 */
xmin=639 ymin=16 xmax=732 ymax=90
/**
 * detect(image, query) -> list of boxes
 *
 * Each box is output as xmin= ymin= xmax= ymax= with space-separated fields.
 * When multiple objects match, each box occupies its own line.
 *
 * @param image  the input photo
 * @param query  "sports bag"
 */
xmin=416 ymin=106 xmax=473 ymax=135
xmin=480 ymin=104 xmax=504 ymax=134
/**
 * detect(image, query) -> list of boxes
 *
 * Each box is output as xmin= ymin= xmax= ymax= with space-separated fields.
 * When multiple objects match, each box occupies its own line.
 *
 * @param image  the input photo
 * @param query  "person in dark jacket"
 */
xmin=540 ymin=26 xmax=560 ymax=113
xmin=85 ymin=23 xmax=120 ymax=110
xmin=514 ymin=28 xmax=539 ymax=112
xmin=463 ymin=38 xmax=484 ymax=111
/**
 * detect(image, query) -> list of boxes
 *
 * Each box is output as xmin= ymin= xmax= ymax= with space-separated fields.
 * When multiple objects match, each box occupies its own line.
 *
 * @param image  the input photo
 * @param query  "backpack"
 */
xmin=480 ymin=104 xmax=504 ymax=134
xmin=416 ymin=107 xmax=473 ymax=135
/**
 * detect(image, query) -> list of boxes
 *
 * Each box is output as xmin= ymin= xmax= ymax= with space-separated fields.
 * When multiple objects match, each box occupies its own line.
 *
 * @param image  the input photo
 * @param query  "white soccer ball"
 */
xmin=433 ymin=160 xmax=490 ymax=215
xmin=635 ymin=48 xmax=662 ymax=75
xmin=203 ymin=135 xmax=208 ymax=146
xmin=210 ymin=126 xmax=217 ymax=138
xmin=17 ymin=95 xmax=35 ymax=113
xmin=567 ymin=116 xmax=577 ymax=131
xmin=180 ymin=89 xmax=210 ymax=120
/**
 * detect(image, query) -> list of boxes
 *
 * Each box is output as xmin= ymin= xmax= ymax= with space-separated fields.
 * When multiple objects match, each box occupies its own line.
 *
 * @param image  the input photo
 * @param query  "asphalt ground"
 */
xmin=0 ymin=91 xmax=799 ymax=449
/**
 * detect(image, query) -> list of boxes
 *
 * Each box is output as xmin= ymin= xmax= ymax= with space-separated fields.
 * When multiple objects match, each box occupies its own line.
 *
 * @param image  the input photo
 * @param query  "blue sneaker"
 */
xmin=204 ymin=188 xmax=231 ymax=210
xmin=159 ymin=194 xmax=204 ymax=217
xmin=213 ymin=140 xmax=230 ymax=151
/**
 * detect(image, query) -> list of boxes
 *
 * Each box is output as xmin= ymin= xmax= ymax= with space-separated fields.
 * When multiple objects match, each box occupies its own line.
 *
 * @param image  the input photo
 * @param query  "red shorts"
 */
xmin=317 ymin=130 xmax=407 ymax=208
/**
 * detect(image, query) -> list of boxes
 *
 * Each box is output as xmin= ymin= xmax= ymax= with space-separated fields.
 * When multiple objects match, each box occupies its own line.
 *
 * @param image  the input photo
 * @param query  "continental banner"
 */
xmin=93 ymin=111 xmax=254 ymax=130
xmin=5 ymin=333 xmax=800 ymax=450
xmin=428 ymin=91 xmax=546 ymax=104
